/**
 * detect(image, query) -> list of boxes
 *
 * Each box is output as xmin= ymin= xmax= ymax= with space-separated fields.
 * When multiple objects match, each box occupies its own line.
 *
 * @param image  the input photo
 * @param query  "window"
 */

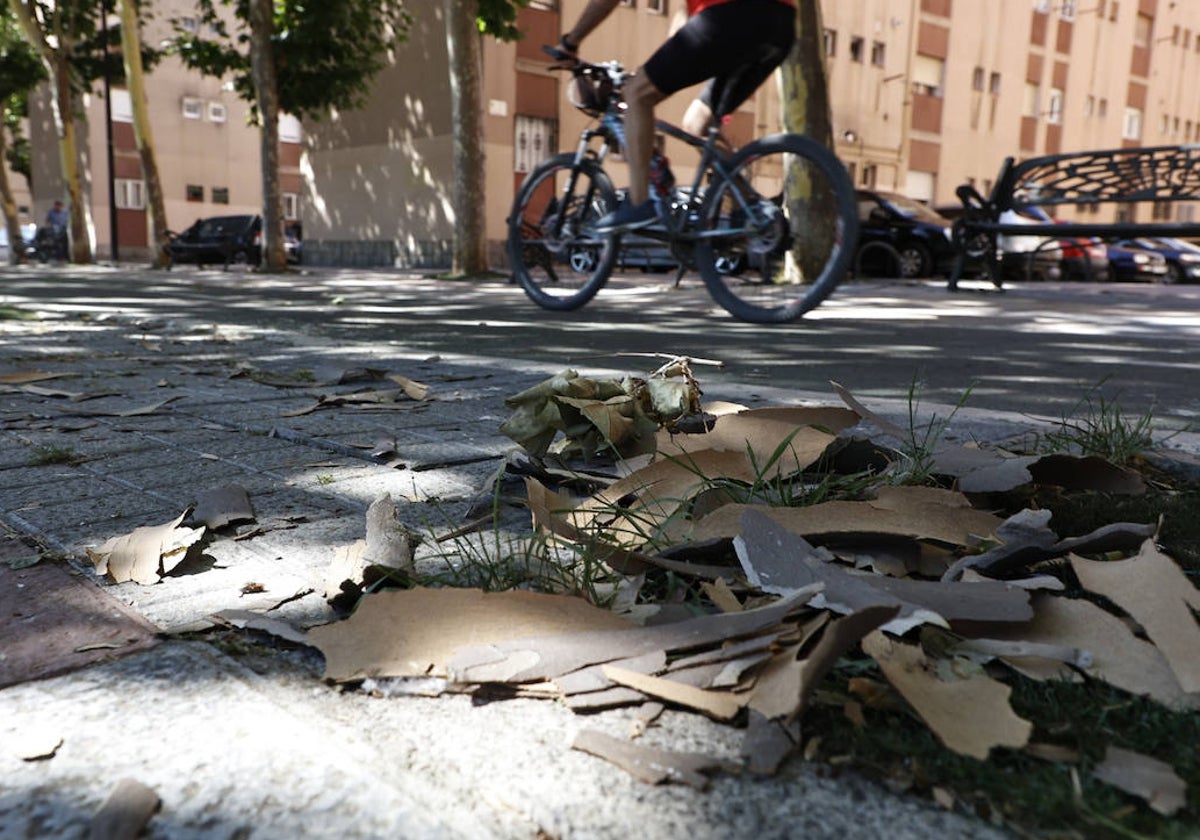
xmin=182 ymin=97 xmax=202 ymax=120
xmin=514 ymin=115 xmax=556 ymax=173
xmin=110 ymin=89 xmax=133 ymax=123
xmin=1047 ymin=88 xmax=1064 ymax=124
xmin=208 ymin=102 xmax=227 ymax=123
xmin=1123 ymin=107 xmax=1143 ymax=141
xmin=212 ymin=187 xmax=229 ymax=204
xmin=972 ymin=66 xmax=985 ymax=91
xmin=871 ymin=41 xmax=886 ymax=68
xmin=1098 ymin=98 xmax=1108 ymax=117
xmin=1134 ymin=13 xmax=1152 ymax=47
xmin=645 ymin=0 xmax=665 ymax=13
xmin=1109 ymin=1 xmax=1118 ymax=21
xmin=1084 ymin=94 xmax=1095 ymax=116
xmin=989 ymin=71 xmax=1001 ymax=95
xmin=186 ymin=184 xmax=204 ymax=202
xmin=849 ymin=36 xmax=864 ymax=63
xmin=823 ymin=28 xmax=837 ymax=57
xmin=1060 ymin=0 xmax=1076 ymax=21
xmin=278 ymin=114 xmax=302 ymax=144
xmin=114 ymin=179 xmax=144 ymax=210
xmin=1023 ymin=82 xmax=1040 ymax=118
xmin=1034 ymin=0 xmax=1050 ymax=13
xmin=178 ymin=16 xmax=200 ymax=33
xmin=911 ymin=54 xmax=944 ymax=96
xmin=283 ymin=193 xmax=299 ymax=220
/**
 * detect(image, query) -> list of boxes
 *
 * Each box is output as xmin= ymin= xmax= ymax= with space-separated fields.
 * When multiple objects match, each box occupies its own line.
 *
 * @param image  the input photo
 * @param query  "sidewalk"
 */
xmin=3 ymin=265 xmax=1179 ymax=838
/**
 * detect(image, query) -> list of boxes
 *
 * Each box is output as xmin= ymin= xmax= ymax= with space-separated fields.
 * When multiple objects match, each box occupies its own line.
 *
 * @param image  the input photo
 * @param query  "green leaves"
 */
xmin=169 ymin=0 xmax=413 ymax=122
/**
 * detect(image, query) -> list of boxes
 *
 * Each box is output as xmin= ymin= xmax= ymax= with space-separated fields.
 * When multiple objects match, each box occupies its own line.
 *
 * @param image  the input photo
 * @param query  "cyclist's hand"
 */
xmin=544 ymin=37 xmax=578 ymax=67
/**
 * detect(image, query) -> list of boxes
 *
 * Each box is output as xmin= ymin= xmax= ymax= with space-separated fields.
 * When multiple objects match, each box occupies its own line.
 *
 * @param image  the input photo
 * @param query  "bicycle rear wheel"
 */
xmin=694 ymin=134 xmax=858 ymax=323
xmin=507 ymin=153 xmax=619 ymax=311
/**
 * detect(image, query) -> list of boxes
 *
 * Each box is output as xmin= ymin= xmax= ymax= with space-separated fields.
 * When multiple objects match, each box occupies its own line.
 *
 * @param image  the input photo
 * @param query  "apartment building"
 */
xmin=13 ymin=0 xmax=301 ymax=261
xmin=9 ymin=0 xmax=1200 ymax=266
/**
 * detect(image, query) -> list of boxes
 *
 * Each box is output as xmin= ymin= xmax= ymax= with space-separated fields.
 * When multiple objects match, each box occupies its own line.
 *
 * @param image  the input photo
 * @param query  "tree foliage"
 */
xmin=171 ymin=0 xmax=413 ymax=122
xmin=0 ymin=7 xmax=43 ymax=183
xmin=476 ymin=0 xmax=530 ymax=40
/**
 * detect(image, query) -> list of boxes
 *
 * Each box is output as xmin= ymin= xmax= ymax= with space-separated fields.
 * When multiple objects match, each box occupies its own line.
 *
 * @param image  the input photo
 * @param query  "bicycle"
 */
xmin=505 ymin=47 xmax=858 ymax=324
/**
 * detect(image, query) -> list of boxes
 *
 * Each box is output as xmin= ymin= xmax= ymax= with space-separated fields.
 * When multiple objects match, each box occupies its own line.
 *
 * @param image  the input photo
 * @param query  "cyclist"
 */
xmin=559 ymin=0 xmax=797 ymax=233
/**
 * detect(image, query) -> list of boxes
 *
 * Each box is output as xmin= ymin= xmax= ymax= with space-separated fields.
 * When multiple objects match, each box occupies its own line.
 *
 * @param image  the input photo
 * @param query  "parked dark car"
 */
xmin=856 ymin=190 xmax=957 ymax=278
xmin=168 ymin=215 xmax=262 ymax=267
xmin=1059 ymin=236 xmax=1110 ymax=282
xmin=1105 ymin=242 xmax=1169 ymax=282
xmin=1112 ymin=237 xmax=1200 ymax=283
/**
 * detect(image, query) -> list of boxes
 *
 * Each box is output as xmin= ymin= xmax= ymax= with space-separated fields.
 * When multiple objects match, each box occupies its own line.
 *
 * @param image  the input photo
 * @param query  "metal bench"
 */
xmin=948 ymin=144 xmax=1200 ymax=289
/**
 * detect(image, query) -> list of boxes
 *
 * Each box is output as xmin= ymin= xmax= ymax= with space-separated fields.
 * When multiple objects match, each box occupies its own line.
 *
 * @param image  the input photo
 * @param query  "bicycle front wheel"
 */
xmin=694 ymin=134 xmax=858 ymax=323
xmin=507 ymin=153 xmax=619 ymax=311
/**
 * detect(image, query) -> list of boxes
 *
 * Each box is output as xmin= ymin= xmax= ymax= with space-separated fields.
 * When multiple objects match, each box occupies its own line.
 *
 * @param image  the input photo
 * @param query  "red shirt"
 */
xmin=687 ymin=0 xmax=794 ymax=14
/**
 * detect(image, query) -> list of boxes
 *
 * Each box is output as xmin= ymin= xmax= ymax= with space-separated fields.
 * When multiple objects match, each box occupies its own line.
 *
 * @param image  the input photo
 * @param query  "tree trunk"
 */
xmin=0 ymin=103 xmax=27 ymax=264
xmin=117 ymin=0 xmax=169 ymax=267
xmin=248 ymin=0 xmax=286 ymax=272
xmin=779 ymin=0 xmax=836 ymax=281
xmin=444 ymin=0 xmax=488 ymax=274
xmin=12 ymin=1 xmax=94 ymax=264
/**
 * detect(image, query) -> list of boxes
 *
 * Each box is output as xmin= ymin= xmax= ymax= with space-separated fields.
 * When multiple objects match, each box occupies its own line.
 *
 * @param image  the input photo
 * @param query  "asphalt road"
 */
xmin=3 ymin=265 xmax=1198 ymax=429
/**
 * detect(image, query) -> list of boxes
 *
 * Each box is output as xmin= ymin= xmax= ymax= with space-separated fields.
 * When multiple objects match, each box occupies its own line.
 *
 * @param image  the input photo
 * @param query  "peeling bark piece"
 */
xmin=1071 ymin=542 xmax=1200 ymax=694
xmin=735 ymin=510 xmax=1031 ymax=634
xmin=387 ymin=373 xmax=430 ymax=400
xmin=748 ymin=605 xmax=898 ymax=724
xmin=1029 ymin=454 xmax=1146 ymax=494
xmin=695 ymin=488 xmax=1004 ymax=547
xmin=829 ymin=381 xmax=908 ymax=439
xmin=11 ymin=727 xmax=63 ymax=761
xmin=364 ymin=494 xmax=417 ymax=573
xmin=88 ymin=779 xmax=160 ymax=840
xmin=87 ymin=512 xmax=206 ymax=585
xmin=571 ymin=729 xmax=730 ymax=789
xmin=526 ymin=477 xmax=651 ymax=575
xmin=741 ymin=711 xmax=801 ymax=775
xmin=211 ymin=609 xmax=309 ymax=646
xmin=191 ymin=483 xmax=255 ymax=529
xmin=862 ymin=631 xmax=1032 ymax=759
xmin=990 ymin=594 xmax=1198 ymax=709
xmin=943 ymin=510 xmax=1156 ymax=582
xmin=1093 ymin=746 xmax=1186 ymax=816
xmin=446 ymin=584 xmax=821 ymax=684
xmin=656 ymin=406 xmax=845 ymax=478
xmin=700 ymin=577 xmax=743 ymax=613
xmin=553 ymin=650 xmax=667 ymax=696
xmin=601 ymin=665 xmax=745 ymax=720
xmin=932 ymin=445 xmax=1038 ymax=494
xmin=309 ymin=588 xmax=634 ymax=682
xmin=563 ymin=686 xmax=649 ymax=711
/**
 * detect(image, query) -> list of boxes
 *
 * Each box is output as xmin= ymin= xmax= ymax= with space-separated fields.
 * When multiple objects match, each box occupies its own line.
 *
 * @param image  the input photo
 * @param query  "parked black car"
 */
xmin=1105 ymin=242 xmax=1169 ymax=282
xmin=856 ymin=190 xmax=958 ymax=278
xmin=168 ymin=215 xmax=262 ymax=267
xmin=1112 ymin=237 xmax=1200 ymax=283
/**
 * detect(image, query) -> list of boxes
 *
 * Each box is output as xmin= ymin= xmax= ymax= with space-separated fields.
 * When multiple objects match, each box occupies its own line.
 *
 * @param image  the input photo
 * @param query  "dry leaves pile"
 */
xmin=303 ymin=374 xmax=1197 ymax=815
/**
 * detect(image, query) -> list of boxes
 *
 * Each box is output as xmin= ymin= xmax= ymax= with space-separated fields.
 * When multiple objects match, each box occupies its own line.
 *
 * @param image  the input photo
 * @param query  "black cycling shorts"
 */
xmin=642 ymin=0 xmax=796 ymax=117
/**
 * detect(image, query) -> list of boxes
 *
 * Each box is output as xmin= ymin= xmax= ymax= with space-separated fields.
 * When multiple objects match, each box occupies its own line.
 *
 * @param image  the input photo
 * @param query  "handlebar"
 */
xmin=541 ymin=44 xmax=628 ymax=84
